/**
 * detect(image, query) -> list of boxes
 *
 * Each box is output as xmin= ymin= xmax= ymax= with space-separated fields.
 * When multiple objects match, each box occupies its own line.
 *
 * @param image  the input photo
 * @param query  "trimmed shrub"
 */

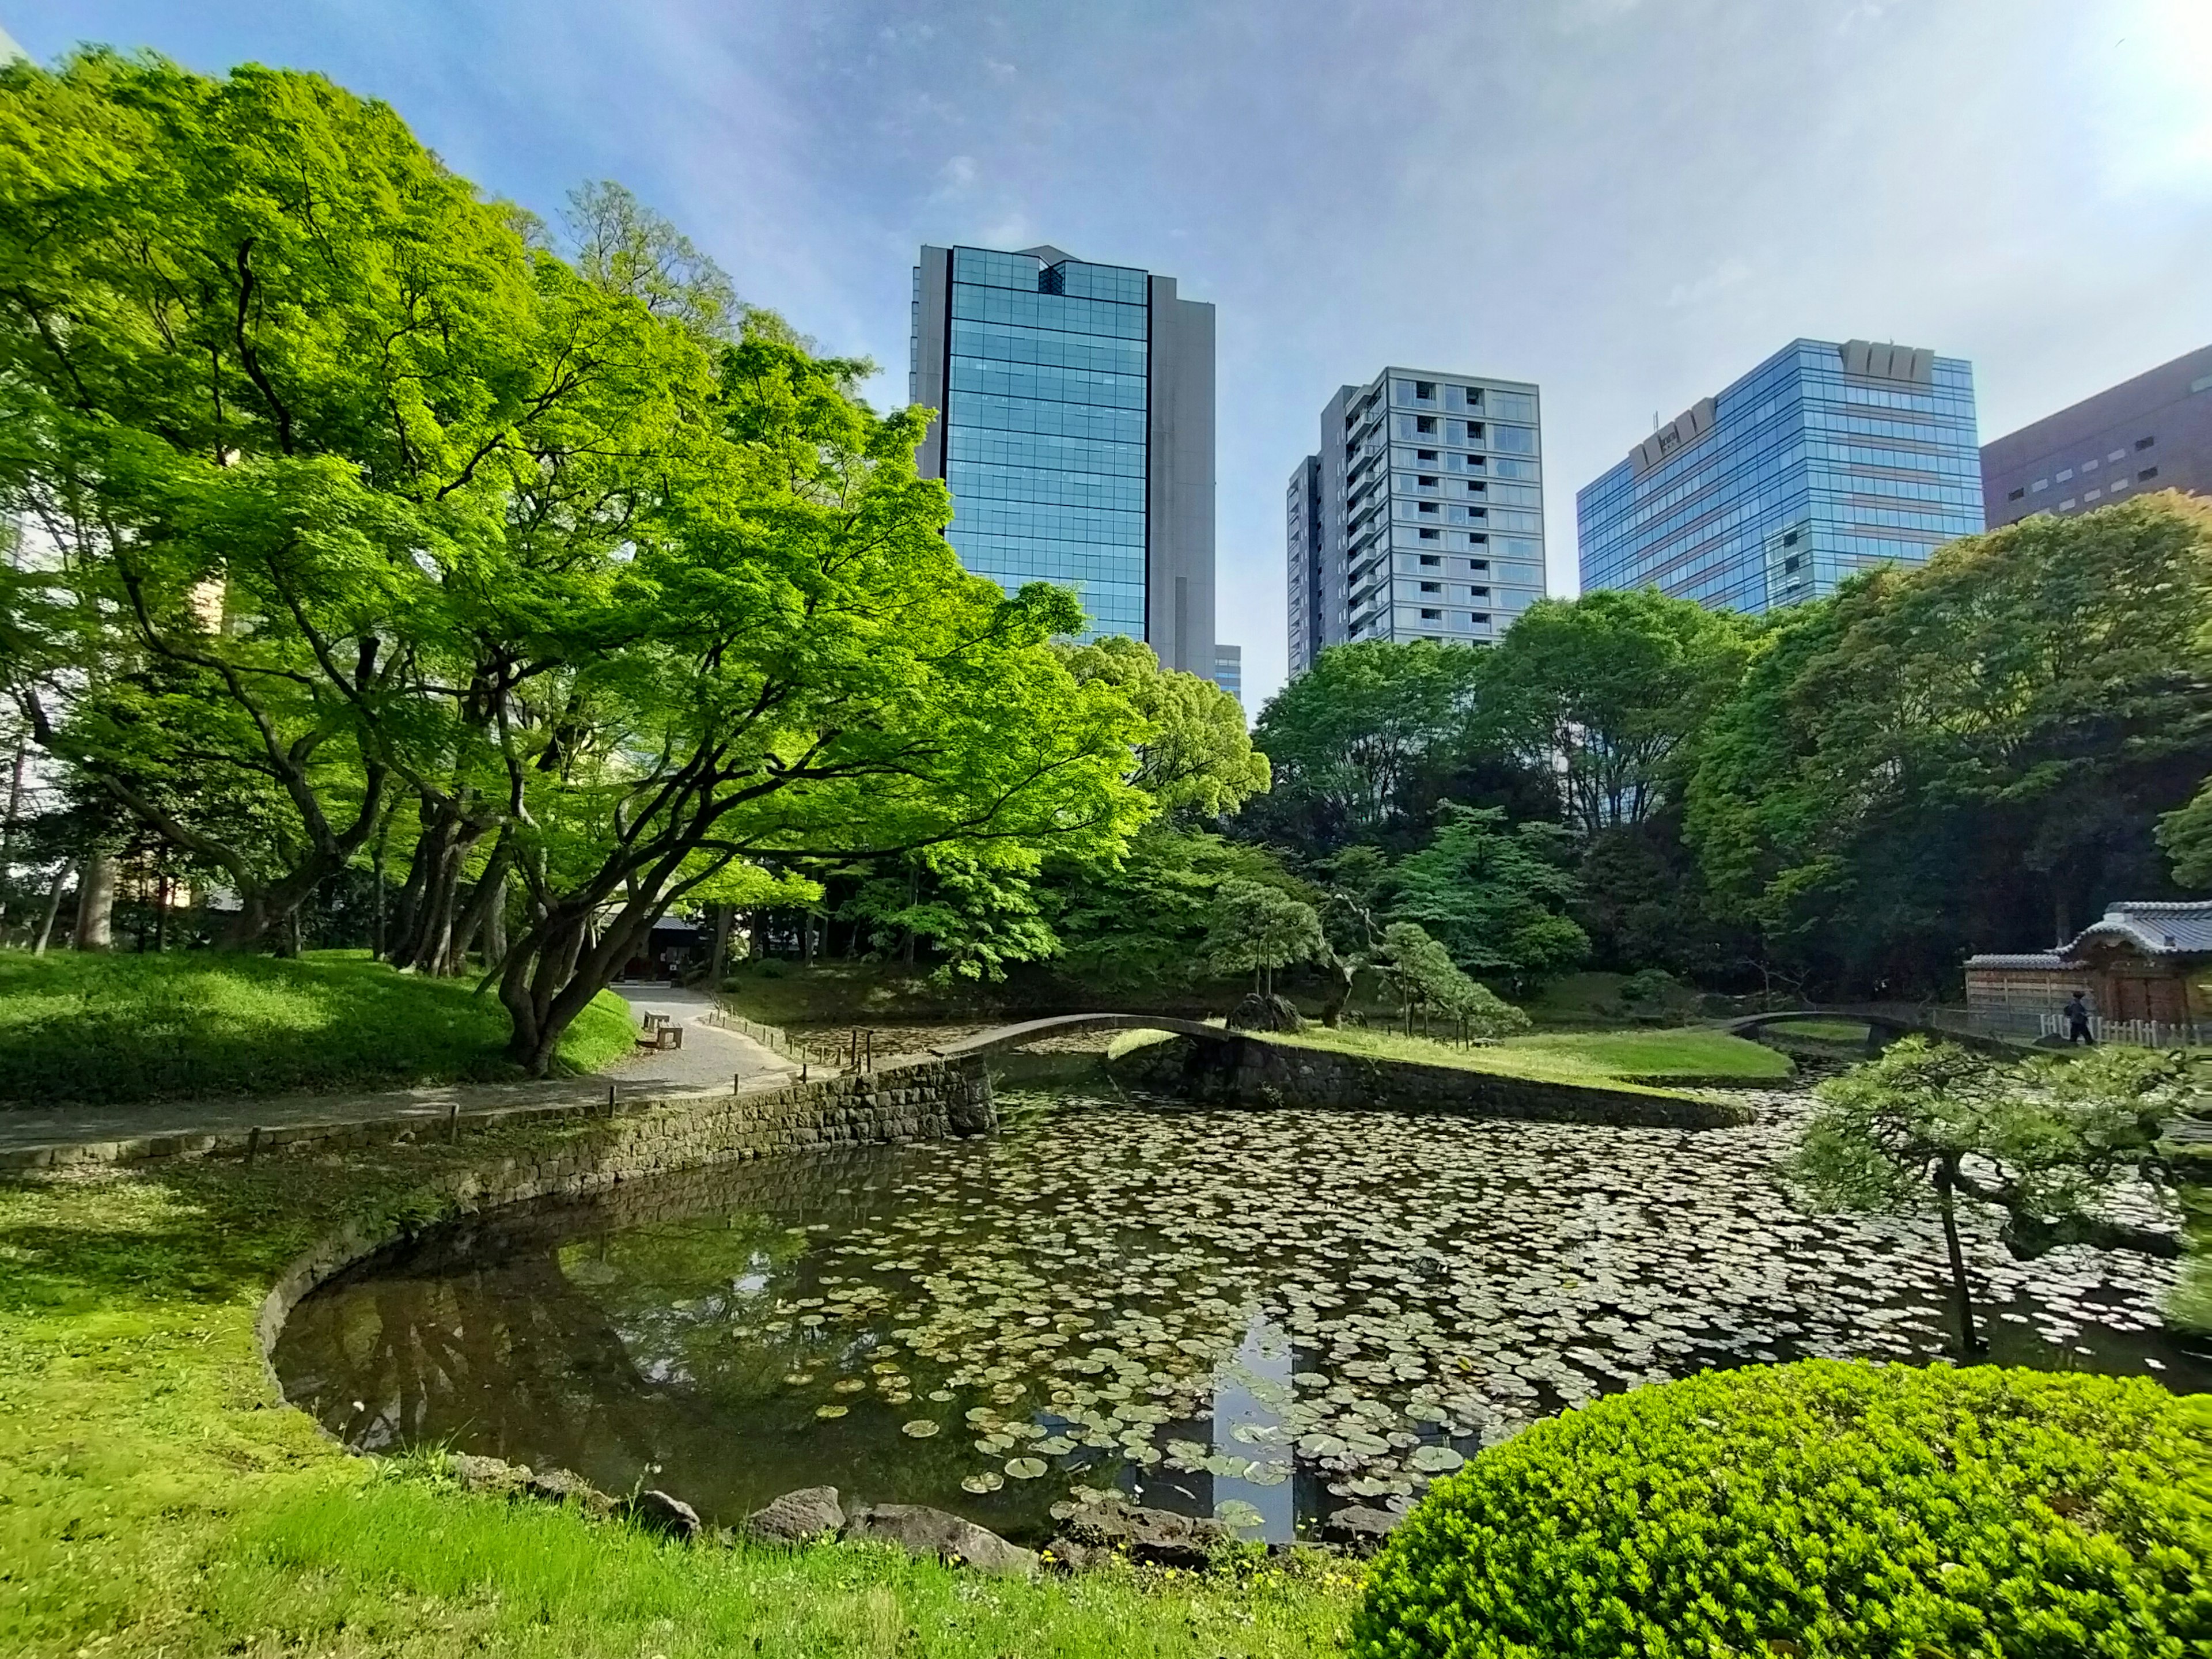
xmin=1354 ymin=1360 xmax=2210 ymax=1658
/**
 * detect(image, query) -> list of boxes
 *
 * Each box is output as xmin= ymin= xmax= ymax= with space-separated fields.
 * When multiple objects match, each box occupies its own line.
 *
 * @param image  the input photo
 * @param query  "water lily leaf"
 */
xmin=1410 ymin=1444 xmax=1465 ymax=1473
xmin=901 ymin=1419 xmax=940 ymax=1438
xmin=1005 ymin=1457 xmax=1047 ymax=1480
xmin=815 ymin=1404 xmax=849 ymax=1419
xmin=961 ymin=1471 xmax=1005 ymax=1494
xmin=1214 ymin=1499 xmax=1267 ymax=1532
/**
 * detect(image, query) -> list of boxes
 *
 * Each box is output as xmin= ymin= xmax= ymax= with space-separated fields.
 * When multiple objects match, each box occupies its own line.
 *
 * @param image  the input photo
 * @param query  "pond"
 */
xmin=274 ymin=1074 xmax=2206 ymax=1546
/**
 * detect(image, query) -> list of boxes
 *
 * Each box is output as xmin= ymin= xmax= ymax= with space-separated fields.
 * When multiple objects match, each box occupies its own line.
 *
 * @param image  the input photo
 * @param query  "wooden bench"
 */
xmin=634 ymin=1014 xmax=684 ymax=1052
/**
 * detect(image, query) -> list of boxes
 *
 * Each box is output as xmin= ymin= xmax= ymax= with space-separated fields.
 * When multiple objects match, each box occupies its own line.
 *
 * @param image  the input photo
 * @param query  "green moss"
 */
xmin=1354 ymin=1360 xmax=2211 ymax=1659
xmin=0 ymin=952 xmax=634 ymax=1104
xmin=0 ymin=1130 xmax=1362 ymax=1657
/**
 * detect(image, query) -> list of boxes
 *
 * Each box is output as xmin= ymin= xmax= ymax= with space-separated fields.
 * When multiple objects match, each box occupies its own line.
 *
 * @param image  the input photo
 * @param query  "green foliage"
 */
xmin=1354 ymin=1359 xmax=2210 ymax=1659
xmin=1202 ymin=877 xmax=1325 ymax=992
xmin=1687 ymin=495 xmax=2212 ymax=987
xmin=843 ymin=853 xmax=1059 ymax=985
xmin=1480 ymin=588 xmax=1751 ymax=836
xmin=0 ymin=950 xmax=632 ymax=1104
xmin=1385 ymin=805 xmax=1586 ymax=987
xmin=1046 ymin=826 xmax=1309 ymax=997
xmin=1248 ymin=641 xmax=1488 ymax=843
xmin=1374 ymin=922 xmax=1529 ymax=1035
xmin=1059 ymin=635 xmax=1271 ymax=820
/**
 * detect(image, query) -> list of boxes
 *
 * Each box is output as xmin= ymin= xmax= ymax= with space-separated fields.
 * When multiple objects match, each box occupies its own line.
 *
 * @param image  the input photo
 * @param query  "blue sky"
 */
xmin=10 ymin=0 xmax=2210 ymax=708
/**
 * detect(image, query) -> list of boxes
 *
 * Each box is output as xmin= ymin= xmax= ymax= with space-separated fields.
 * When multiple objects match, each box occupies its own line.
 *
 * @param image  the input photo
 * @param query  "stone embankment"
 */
xmin=1108 ymin=1031 xmax=1751 ymax=1129
xmin=253 ymin=1060 xmax=993 ymax=1386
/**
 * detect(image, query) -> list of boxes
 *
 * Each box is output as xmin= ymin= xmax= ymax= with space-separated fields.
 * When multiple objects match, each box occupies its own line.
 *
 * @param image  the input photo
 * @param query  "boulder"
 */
xmin=747 ymin=1485 xmax=846 ymax=1543
xmin=625 ymin=1488 xmax=703 ymax=1541
xmin=1321 ymin=1504 xmax=1404 ymax=1551
xmin=842 ymin=1503 xmax=1037 ymax=1577
xmin=524 ymin=1466 xmax=618 ymax=1516
xmin=1226 ymin=992 xmax=1302 ymax=1033
xmin=446 ymin=1452 xmax=528 ymax=1494
xmin=1058 ymin=1498 xmax=1228 ymax=1569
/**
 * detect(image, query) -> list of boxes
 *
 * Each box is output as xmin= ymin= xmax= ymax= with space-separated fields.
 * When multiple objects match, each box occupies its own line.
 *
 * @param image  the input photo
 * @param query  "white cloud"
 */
xmin=1664 ymin=258 xmax=1752 ymax=309
xmin=939 ymin=154 xmax=977 ymax=191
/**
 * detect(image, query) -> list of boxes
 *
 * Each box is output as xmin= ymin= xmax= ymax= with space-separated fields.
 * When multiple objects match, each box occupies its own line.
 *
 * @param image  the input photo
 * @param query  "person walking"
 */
xmin=2063 ymin=989 xmax=2096 ymax=1046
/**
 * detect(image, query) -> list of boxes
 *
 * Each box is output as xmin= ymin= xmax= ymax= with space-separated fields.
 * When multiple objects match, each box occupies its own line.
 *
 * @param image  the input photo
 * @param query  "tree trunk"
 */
xmin=0 ymin=730 xmax=25 ymax=938
xmin=482 ymin=869 xmax=508 ymax=968
xmin=442 ymin=843 xmax=512 ymax=976
xmin=72 ymin=853 xmax=118 ymax=951
xmin=709 ymin=905 xmax=732 ymax=985
xmin=31 ymin=865 xmax=68 ymax=956
xmin=1934 ymin=1157 xmax=1986 ymax=1360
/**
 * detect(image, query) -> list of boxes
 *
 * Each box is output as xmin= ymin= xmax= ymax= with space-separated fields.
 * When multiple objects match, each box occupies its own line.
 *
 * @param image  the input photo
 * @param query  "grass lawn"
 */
xmin=1272 ymin=1024 xmax=1795 ymax=1088
xmin=0 ymin=951 xmax=636 ymax=1106
xmin=0 ymin=1131 xmax=1361 ymax=1657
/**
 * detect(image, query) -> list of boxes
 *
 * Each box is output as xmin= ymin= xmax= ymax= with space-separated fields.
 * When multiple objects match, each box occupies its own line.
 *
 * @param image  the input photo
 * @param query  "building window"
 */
xmin=1416 ymin=416 xmax=1437 ymax=434
xmin=2137 ymin=436 xmax=2155 ymax=450
xmin=1782 ymin=530 xmax=1799 ymax=547
xmin=2032 ymin=479 xmax=2048 ymax=492
xmin=2111 ymin=477 xmax=2128 ymax=492
xmin=1414 ymin=380 xmax=1435 ymax=400
xmin=1418 ymin=502 xmax=1438 ymax=515
xmin=1419 ymin=608 xmax=1442 ymax=620
xmin=1783 ymin=555 xmax=1801 ymax=573
xmin=1463 ymin=422 xmax=1483 ymax=442
xmin=1467 ymin=534 xmax=1488 ymax=547
xmin=1468 ymin=613 xmax=1488 ymax=625
xmin=1465 ymin=480 xmax=1484 ymax=494
xmin=2060 ymin=498 xmax=2077 ymax=510
xmin=2085 ymin=488 xmax=2101 ymax=501
xmin=1420 ymin=581 xmax=1442 ymax=593
xmin=2056 ymin=468 xmax=2073 ymax=482
xmin=1419 ymin=554 xmax=1441 ymax=566
xmin=2006 ymin=486 xmax=2025 ymax=501
xmin=1418 ymin=475 xmax=1439 ymax=487
xmin=2109 ymin=449 xmax=2127 ymax=462
xmin=1418 ymin=528 xmax=1440 ymax=540
xmin=1416 ymin=449 xmax=1437 ymax=461
xmin=1469 ymin=585 xmax=1489 ymax=598
xmin=1468 ymin=558 xmax=1489 ymax=571
xmin=2140 ymin=466 xmax=2160 ymax=480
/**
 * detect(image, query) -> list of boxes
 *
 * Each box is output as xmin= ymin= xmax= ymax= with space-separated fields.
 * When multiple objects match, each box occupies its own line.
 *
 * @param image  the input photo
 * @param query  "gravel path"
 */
xmin=0 ymin=983 xmax=796 ymax=1156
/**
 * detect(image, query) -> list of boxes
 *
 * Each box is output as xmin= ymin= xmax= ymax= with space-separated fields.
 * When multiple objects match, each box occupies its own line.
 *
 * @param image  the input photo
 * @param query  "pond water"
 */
xmin=274 ymin=1075 xmax=2206 ymax=1545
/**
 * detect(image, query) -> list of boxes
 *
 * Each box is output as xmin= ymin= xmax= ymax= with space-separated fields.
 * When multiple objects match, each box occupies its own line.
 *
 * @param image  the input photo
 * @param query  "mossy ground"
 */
xmin=0 ymin=951 xmax=635 ymax=1105
xmin=0 ymin=1124 xmax=1363 ymax=1657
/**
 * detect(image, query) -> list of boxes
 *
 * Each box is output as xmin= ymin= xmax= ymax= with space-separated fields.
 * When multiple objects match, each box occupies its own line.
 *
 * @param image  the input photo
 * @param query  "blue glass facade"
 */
xmin=921 ymin=247 xmax=1152 ymax=639
xmin=1576 ymin=339 xmax=1984 ymax=613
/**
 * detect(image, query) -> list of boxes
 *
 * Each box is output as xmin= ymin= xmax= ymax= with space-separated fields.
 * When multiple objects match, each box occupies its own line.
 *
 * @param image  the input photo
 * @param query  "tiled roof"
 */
xmin=1964 ymin=952 xmax=2071 ymax=971
xmin=2066 ymin=900 xmax=2212 ymax=958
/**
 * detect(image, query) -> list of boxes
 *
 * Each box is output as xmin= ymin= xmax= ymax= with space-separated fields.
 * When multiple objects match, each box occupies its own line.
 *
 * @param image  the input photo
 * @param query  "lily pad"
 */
xmin=901 ymin=1419 xmax=940 ymax=1438
xmin=1005 ymin=1457 xmax=1048 ymax=1480
xmin=815 ymin=1404 xmax=849 ymax=1420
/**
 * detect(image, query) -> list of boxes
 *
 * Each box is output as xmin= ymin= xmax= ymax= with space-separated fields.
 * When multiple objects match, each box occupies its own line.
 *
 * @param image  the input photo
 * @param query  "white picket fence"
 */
xmin=2035 ymin=1012 xmax=2205 ymax=1048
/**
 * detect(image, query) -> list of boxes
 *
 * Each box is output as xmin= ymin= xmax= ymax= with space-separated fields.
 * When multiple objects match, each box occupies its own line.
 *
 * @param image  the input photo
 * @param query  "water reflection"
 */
xmin=274 ymin=1089 xmax=2205 ymax=1544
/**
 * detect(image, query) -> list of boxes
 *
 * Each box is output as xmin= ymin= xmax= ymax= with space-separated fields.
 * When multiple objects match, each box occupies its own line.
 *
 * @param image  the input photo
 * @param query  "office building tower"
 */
xmin=909 ymin=244 xmax=1215 ymax=674
xmin=1577 ymin=339 xmax=1983 ymax=613
xmin=1284 ymin=368 xmax=1546 ymax=672
xmin=1982 ymin=343 xmax=2212 ymax=527
xmin=1211 ymin=643 xmax=1242 ymax=707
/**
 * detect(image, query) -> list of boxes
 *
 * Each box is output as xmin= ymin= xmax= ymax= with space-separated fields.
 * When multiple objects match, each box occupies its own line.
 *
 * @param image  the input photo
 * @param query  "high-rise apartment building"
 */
xmin=1982 ymin=343 xmax=2212 ymax=528
xmin=909 ymin=243 xmax=1215 ymax=675
xmin=1285 ymin=368 xmax=1546 ymax=673
xmin=1577 ymin=339 xmax=1983 ymax=613
xmin=1211 ymin=643 xmax=1242 ymax=708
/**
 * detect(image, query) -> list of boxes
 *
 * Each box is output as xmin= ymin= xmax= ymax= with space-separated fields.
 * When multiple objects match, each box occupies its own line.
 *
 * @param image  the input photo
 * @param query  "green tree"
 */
xmin=1058 ymin=635 xmax=1270 ymax=820
xmin=1385 ymin=803 xmax=1586 ymax=988
xmin=1688 ymin=495 xmax=2212 ymax=992
xmin=1791 ymin=1037 xmax=2188 ymax=1357
xmin=1044 ymin=825 xmax=1305 ymax=998
xmin=1202 ymin=877 xmax=1324 ymax=994
xmin=1481 ymin=589 xmax=1751 ymax=838
xmin=1374 ymin=921 xmax=1528 ymax=1036
xmin=1246 ymin=640 xmax=1487 ymax=847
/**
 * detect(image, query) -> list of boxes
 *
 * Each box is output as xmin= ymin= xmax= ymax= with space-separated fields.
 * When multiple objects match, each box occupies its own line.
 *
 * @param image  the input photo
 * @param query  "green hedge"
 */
xmin=1354 ymin=1360 xmax=2210 ymax=1658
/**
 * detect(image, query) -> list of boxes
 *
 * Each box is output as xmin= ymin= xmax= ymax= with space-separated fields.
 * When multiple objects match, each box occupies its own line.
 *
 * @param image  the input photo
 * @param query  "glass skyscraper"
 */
xmin=1576 ymin=339 xmax=1983 ymax=613
xmin=1286 ymin=368 xmax=1547 ymax=676
xmin=909 ymin=244 xmax=1216 ymax=676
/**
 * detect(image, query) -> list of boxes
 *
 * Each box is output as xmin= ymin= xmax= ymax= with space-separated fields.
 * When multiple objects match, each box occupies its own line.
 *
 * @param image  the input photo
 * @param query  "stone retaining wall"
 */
xmin=252 ymin=1059 xmax=993 ymax=1390
xmin=1108 ymin=1033 xmax=1749 ymax=1129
